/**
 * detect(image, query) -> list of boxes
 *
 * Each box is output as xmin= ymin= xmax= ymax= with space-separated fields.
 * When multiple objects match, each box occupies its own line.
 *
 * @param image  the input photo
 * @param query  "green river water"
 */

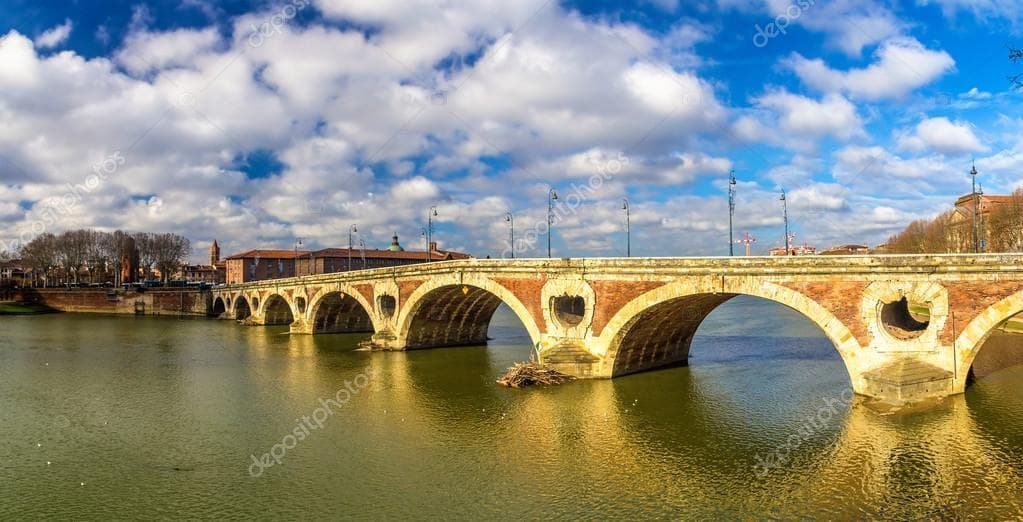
xmin=2 ymin=296 xmax=1023 ymax=519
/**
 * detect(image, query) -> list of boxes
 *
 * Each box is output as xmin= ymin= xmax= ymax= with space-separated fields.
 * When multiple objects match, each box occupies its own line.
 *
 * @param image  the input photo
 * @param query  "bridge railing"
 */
xmin=212 ymin=253 xmax=1023 ymax=292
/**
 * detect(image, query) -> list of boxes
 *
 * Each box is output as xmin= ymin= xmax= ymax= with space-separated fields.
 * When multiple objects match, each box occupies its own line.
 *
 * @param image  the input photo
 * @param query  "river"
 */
xmin=2 ymin=296 xmax=1022 ymax=519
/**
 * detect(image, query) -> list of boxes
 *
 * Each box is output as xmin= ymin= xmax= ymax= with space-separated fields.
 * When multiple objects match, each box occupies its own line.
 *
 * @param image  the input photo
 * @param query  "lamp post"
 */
xmin=427 ymin=206 xmax=438 ymax=262
xmin=358 ymin=238 xmax=366 ymax=269
xmin=971 ymin=163 xmax=979 ymax=253
xmin=728 ymin=170 xmax=737 ymax=256
xmin=979 ymin=183 xmax=985 ymax=252
xmin=505 ymin=212 xmax=515 ymax=258
xmin=348 ymin=224 xmax=358 ymax=271
xmin=780 ymin=190 xmax=790 ymax=255
xmin=421 ymin=227 xmax=428 ymax=259
xmin=621 ymin=198 xmax=630 ymax=257
xmin=547 ymin=188 xmax=558 ymax=258
xmin=294 ymin=238 xmax=303 ymax=276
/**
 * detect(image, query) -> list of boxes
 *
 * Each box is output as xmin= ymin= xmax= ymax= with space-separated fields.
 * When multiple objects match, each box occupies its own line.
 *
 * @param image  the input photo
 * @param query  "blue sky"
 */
xmin=1 ymin=0 xmax=1021 ymax=260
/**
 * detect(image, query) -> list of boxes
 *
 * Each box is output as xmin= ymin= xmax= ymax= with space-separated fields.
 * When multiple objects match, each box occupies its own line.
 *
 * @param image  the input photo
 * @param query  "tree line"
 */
xmin=885 ymin=188 xmax=1023 ymax=254
xmin=13 ymin=230 xmax=191 ymax=287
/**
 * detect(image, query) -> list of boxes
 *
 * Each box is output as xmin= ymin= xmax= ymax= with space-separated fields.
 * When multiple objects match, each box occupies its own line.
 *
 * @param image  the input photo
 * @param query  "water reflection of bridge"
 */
xmin=348 ymin=342 xmax=1023 ymax=518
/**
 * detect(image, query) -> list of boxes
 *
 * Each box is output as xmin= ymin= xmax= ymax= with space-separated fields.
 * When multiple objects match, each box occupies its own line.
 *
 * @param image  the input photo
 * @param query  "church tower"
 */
xmin=210 ymin=239 xmax=221 ymax=266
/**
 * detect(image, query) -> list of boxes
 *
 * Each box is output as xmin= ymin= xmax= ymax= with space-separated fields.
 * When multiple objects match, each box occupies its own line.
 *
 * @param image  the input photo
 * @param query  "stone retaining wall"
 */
xmin=12 ymin=288 xmax=210 ymax=316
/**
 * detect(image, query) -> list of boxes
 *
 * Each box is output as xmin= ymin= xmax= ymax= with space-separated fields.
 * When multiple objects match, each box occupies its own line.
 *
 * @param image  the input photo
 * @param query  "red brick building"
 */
xmin=225 ymin=249 xmax=306 ymax=284
xmin=225 ymin=235 xmax=471 ymax=284
xmin=180 ymin=239 xmax=226 ymax=284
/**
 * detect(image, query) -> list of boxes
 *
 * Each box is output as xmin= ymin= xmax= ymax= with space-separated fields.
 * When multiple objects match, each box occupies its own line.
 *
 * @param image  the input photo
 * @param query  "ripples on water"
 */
xmin=1 ymin=296 xmax=1022 ymax=519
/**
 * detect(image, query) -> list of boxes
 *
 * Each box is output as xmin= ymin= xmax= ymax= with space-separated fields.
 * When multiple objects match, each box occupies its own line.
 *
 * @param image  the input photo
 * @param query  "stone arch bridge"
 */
xmin=210 ymin=255 xmax=1023 ymax=404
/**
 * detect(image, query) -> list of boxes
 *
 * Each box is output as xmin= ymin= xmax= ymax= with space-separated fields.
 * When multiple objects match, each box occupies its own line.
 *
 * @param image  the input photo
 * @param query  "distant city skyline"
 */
xmin=1 ymin=0 xmax=1021 ymax=263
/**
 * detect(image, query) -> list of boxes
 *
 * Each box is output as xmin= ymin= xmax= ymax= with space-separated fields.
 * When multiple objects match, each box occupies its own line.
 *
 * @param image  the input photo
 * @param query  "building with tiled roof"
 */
xmin=179 ymin=240 xmax=227 ymax=284
xmin=224 ymin=248 xmax=308 ymax=284
xmin=951 ymin=192 xmax=1015 ymax=251
xmin=224 ymin=234 xmax=472 ymax=284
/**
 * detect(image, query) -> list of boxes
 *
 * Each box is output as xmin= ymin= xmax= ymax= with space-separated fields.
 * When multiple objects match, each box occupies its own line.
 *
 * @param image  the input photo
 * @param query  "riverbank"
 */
xmin=0 ymin=301 xmax=59 ymax=315
xmin=8 ymin=288 xmax=210 ymax=316
xmin=910 ymin=304 xmax=1023 ymax=334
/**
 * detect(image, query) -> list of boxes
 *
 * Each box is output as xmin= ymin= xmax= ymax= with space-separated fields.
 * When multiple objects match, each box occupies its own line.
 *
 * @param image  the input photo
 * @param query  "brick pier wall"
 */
xmin=12 ymin=288 xmax=211 ymax=316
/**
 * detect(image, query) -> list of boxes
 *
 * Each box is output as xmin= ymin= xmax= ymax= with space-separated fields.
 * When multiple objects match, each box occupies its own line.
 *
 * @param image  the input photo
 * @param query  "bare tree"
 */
xmin=19 ymin=233 xmax=59 ymax=287
xmin=55 ymin=230 xmax=96 ymax=286
xmin=100 ymin=230 xmax=133 ymax=286
xmin=151 ymin=233 xmax=191 ymax=282
xmin=134 ymin=232 xmax=158 ymax=281
xmin=988 ymin=188 xmax=1023 ymax=252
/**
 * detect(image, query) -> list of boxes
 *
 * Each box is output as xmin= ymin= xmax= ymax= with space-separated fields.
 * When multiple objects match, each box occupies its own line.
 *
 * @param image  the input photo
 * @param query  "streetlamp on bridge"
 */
xmin=971 ymin=162 xmax=980 ymax=253
xmin=547 ymin=188 xmax=558 ymax=258
xmin=348 ymin=224 xmax=358 ymax=271
xmin=780 ymin=189 xmax=790 ymax=255
xmin=728 ymin=170 xmax=737 ymax=256
xmin=621 ymin=198 xmax=630 ymax=257
xmin=426 ymin=206 xmax=438 ymax=262
xmin=505 ymin=212 xmax=515 ymax=259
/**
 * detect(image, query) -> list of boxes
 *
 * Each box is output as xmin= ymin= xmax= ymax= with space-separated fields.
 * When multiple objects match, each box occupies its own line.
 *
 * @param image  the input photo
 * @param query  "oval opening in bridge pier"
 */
xmin=552 ymin=295 xmax=586 ymax=327
xmin=880 ymin=297 xmax=930 ymax=340
xmin=378 ymin=295 xmax=396 ymax=318
xmin=296 ymin=297 xmax=307 ymax=314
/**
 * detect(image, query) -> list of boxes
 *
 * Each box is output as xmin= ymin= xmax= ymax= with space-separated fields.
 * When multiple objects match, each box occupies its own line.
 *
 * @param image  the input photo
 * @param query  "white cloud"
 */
xmin=724 ymin=0 xmax=904 ymax=56
xmin=895 ymin=117 xmax=986 ymax=154
xmin=1 ymin=2 xmax=1014 ymax=260
xmin=786 ymin=38 xmax=955 ymax=100
xmin=754 ymin=90 xmax=864 ymax=141
xmin=35 ymin=19 xmax=73 ymax=49
xmin=961 ymin=87 xmax=992 ymax=100
xmin=787 ymin=183 xmax=848 ymax=211
xmin=115 ymin=28 xmax=221 ymax=74
xmin=919 ymin=0 xmax=1023 ymax=27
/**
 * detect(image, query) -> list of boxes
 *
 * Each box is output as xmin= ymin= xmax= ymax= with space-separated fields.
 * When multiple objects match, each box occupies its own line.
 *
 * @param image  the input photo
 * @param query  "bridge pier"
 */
xmin=289 ymin=317 xmax=313 ymax=335
xmin=359 ymin=329 xmax=401 ymax=350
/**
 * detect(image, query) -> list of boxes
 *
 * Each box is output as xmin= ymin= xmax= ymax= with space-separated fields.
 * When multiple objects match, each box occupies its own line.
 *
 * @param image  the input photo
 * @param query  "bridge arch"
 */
xmin=211 ymin=297 xmax=227 ymax=317
xmin=595 ymin=278 xmax=862 ymax=383
xmin=954 ymin=289 xmax=1023 ymax=386
xmin=261 ymin=294 xmax=294 ymax=326
xmin=234 ymin=296 xmax=251 ymax=320
xmin=396 ymin=275 xmax=541 ymax=350
xmin=307 ymin=289 xmax=376 ymax=334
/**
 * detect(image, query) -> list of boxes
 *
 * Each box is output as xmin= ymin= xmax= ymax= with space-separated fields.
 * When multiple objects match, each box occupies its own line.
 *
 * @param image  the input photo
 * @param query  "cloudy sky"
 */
xmin=1 ymin=0 xmax=1021 ymax=261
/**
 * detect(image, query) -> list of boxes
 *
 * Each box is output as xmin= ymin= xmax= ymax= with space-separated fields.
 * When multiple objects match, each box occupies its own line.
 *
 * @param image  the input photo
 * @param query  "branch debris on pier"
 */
xmin=497 ymin=362 xmax=576 ymax=388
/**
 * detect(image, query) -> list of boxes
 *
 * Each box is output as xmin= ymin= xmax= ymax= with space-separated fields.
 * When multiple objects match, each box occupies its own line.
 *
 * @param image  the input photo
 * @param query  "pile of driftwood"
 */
xmin=497 ymin=361 xmax=576 ymax=388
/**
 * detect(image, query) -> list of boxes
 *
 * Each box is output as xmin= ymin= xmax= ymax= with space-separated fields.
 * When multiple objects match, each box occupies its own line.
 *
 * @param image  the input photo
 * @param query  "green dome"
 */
xmin=388 ymin=233 xmax=404 ymax=252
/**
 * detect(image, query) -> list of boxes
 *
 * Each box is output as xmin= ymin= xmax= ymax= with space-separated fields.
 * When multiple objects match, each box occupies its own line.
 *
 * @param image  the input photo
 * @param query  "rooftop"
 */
xmin=225 ymin=249 xmax=309 ymax=260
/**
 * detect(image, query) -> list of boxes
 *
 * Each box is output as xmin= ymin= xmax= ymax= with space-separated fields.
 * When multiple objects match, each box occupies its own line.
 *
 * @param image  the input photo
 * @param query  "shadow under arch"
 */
xmin=597 ymin=279 xmax=862 ymax=384
xmin=397 ymin=282 xmax=540 ymax=350
xmin=211 ymin=297 xmax=226 ymax=317
xmin=262 ymin=294 xmax=294 ymax=325
xmin=308 ymin=291 xmax=374 ymax=334
xmin=234 ymin=296 xmax=251 ymax=320
xmin=955 ymin=289 xmax=1023 ymax=385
